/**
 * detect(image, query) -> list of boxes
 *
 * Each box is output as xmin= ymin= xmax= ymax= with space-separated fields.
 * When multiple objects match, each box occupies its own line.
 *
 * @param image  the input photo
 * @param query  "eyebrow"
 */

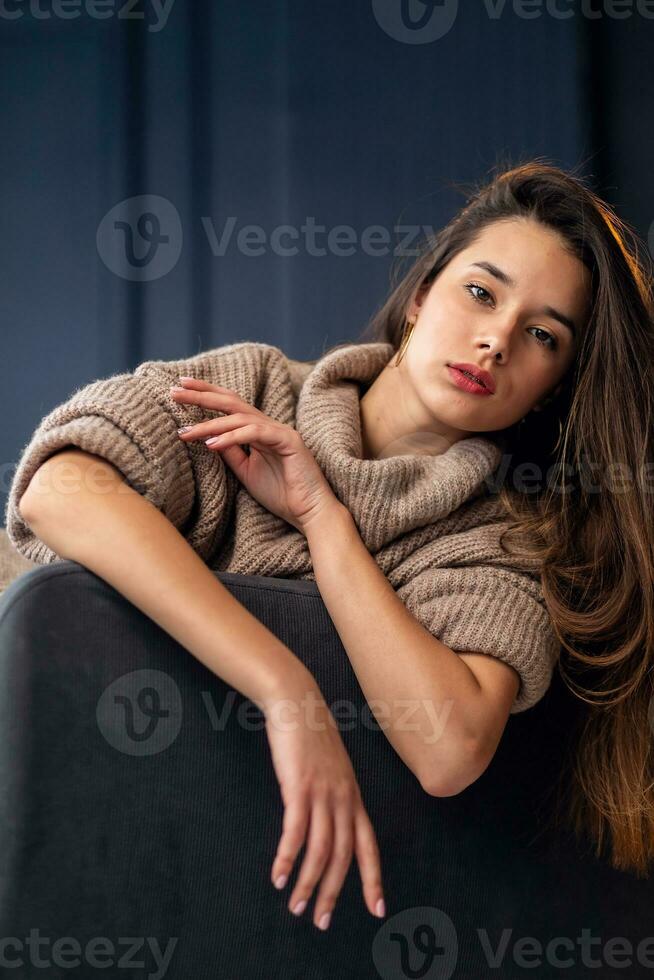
xmin=468 ymin=260 xmax=577 ymax=337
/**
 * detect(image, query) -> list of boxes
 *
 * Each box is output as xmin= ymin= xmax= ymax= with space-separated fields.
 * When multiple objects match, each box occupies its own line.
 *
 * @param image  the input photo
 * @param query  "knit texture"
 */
xmin=5 ymin=340 xmax=560 ymax=713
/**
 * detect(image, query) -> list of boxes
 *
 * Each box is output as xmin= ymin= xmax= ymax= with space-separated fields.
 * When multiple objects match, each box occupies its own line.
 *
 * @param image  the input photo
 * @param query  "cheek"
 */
xmin=530 ymin=362 xmax=564 ymax=399
xmin=405 ymin=336 xmax=439 ymax=378
xmin=501 ymin=374 xmax=556 ymax=423
xmin=516 ymin=348 xmax=563 ymax=391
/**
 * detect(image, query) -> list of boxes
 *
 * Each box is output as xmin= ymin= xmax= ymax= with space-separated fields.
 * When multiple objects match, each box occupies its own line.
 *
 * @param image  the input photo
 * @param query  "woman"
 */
xmin=9 ymin=160 xmax=654 ymax=935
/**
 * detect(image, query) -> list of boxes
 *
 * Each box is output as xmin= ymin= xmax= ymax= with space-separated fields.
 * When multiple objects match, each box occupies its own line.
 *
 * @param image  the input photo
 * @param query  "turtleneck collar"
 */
xmin=294 ymin=342 xmax=504 ymax=551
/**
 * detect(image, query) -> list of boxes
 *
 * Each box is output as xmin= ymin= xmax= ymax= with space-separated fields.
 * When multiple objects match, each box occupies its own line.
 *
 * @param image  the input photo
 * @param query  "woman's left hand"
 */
xmin=170 ymin=377 xmax=339 ymax=535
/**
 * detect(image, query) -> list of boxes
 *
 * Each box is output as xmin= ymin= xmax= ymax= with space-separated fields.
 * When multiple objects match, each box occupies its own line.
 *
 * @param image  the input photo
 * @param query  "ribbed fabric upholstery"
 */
xmin=0 ymin=563 xmax=641 ymax=980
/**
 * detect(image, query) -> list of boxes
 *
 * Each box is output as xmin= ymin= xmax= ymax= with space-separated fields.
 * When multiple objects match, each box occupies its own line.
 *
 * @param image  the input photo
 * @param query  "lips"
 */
xmin=448 ymin=363 xmax=496 ymax=394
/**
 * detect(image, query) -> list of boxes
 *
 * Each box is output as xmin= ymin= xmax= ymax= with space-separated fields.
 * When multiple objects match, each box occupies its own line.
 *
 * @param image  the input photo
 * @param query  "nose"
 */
xmin=476 ymin=320 xmax=516 ymax=361
xmin=481 ymin=344 xmax=504 ymax=361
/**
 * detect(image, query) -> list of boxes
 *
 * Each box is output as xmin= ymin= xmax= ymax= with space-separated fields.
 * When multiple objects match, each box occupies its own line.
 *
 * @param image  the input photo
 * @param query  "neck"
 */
xmin=359 ymin=364 xmax=467 ymax=460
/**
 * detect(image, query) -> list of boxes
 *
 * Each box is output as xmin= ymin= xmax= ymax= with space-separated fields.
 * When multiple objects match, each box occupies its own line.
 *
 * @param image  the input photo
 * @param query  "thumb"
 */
xmin=215 ymin=442 xmax=249 ymax=480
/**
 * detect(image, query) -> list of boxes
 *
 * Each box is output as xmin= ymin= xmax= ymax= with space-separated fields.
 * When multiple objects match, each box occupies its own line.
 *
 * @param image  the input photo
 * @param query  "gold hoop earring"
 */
xmin=394 ymin=315 xmax=417 ymax=367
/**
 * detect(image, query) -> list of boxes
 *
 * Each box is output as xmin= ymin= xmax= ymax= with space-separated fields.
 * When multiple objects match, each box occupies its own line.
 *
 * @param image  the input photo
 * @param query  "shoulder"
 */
xmin=129 ymin=341 xmax=292 ymax=394
xmin=230 ymin=342 xmax=319 ymax=398
xmin=221 ymin=342 xmax=318 ymax=399
xmin=132 ymin=340 xmax=319 ymax=403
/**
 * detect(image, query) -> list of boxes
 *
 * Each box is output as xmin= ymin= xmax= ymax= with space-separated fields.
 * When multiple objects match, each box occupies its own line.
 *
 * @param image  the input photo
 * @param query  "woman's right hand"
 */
xmin=264 ymin=683 xmax=386 ymax=931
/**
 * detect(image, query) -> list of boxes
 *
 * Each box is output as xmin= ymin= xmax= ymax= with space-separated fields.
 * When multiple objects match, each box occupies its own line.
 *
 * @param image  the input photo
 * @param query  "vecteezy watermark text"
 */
xmin=372 ymin=0 xmax=654 ymax=45
xmin=372 ymin=906 xmax=654 ymax=977
xmin=93 ymin=196 xmax=654 ymax=283
xmin=14 ymin=447 xmax=654 ymax=502
xmin=0 ymin=931 xmax=177 ymax=979
xmin=0 ymin=0 xmax=175 ymax=31
xmin=200 ymin=215 xmax=432 ymax=258
xmin=94 ymin=194 xmax=436 ymax=281
xmin=95 ymin=669 xmax=458 ymax=757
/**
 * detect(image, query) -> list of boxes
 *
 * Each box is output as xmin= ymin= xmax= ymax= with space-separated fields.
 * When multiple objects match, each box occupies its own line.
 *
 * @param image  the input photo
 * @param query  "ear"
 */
xmin=408 ymin=281 xmax=432 ymax=319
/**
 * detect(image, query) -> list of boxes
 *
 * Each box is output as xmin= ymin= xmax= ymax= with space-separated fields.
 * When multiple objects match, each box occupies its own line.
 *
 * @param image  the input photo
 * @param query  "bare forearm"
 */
xmin=304 ymin=502 xmax=483 ymax=795
xmin=19 ymin=451 xmax=314 ymax=715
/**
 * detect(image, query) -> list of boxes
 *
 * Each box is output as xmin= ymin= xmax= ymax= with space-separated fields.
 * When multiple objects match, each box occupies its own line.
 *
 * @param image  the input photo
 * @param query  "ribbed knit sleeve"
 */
xmin=4 ymin=362 xmax=236 ymax=566
xmin=398 ymin=564 xmax=560 ymax=714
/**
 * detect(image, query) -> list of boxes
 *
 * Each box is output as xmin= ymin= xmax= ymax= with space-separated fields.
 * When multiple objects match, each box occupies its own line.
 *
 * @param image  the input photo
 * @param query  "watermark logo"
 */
xmin=372 ymin=0 xmax=459 ymax=43
xmin=96 ymin=194 xmax=182 ymax=281
xmin=96 ymin=669 xmax=182 ymax=756
xmin=372 ymin=906 xmax=458 ymax=978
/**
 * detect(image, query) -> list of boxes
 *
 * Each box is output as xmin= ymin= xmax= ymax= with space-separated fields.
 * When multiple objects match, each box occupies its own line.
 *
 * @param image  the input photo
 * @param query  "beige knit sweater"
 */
xmin=5 ymin=340 xmax=560 ymax=713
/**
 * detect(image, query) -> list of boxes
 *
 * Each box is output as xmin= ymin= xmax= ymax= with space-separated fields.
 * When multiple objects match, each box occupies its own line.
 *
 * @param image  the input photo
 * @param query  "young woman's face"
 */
xmin=402 ymin=217 xmax=591 ymax=436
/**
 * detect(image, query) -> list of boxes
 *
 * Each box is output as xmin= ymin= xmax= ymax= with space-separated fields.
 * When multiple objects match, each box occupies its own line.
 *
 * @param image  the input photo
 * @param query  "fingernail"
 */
xmin=274 ymin=874 xmax=287 ymax=889
xmin=375 ymin=898 xmax=385 ymax=918
xmin=292 ymin=899 xmax=307 ymax=915
xmin=177 ymin=427 xmax=193 ymax=434
xmin=318 ymin=911 xmax=331 ymax=931
xmin=179 ymin=376 xmax=194 ymax=381
xmin=170 ymin=386 xmax=185 ymax=392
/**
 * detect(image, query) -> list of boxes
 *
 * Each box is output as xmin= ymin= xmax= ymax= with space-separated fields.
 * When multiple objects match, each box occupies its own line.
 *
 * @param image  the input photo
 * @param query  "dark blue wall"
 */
xmin=1 ymin=0 xmax=652 ymax=518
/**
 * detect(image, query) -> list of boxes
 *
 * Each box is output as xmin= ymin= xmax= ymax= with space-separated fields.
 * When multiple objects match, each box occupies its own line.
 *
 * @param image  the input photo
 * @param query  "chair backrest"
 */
xmin=0 ymin=561 xmax=651 ymax=979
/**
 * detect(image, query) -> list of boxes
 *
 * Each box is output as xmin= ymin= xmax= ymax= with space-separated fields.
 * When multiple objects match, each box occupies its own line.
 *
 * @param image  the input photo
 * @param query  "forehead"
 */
xmin=450 ymin=218 xmax=592 ymax=319
xmin=456 ymin=218 xmax=586 ymax=287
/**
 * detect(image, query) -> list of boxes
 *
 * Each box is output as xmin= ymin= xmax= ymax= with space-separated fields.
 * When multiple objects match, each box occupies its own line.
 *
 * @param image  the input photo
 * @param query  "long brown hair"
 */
xmin=311 ymin=156 xmax=654 ymax=877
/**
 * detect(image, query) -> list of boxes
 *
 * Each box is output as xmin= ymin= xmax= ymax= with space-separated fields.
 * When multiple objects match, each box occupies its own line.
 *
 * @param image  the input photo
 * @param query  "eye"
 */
xmin=463 ymin=282 xmax=493 ymax=306
xmin=463 ymin=282 xmax=558 ymax=351
xmin=527 ymin=326 xmax=558 ymax=351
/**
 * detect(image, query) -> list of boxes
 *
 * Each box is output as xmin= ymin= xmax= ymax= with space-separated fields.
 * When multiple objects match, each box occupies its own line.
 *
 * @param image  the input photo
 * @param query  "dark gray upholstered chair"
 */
xmin=1 ymin=559 xmax=652 ymax=980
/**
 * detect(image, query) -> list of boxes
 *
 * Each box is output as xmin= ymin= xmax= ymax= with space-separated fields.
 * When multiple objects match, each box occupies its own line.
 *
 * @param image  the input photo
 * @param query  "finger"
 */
xmin=204 ymin=422 xmax=288 ymax=453
xmin=288 ymin=797 xmax=332 ymax=918
xmin=177 ymin=412 xmax=253 ymax=441
xmin=353 ymin=806 xmax=385 ymax=919
xmin=173 ymin=382 xmax=263 ymax=417
xmin=271 ymin=791 xmax=310 ymax=893
xmin=213 ymin=440 xmax=249 ymax=476
xmin=178 ymin=377 xmax=237 ymax=394
xmin=312 ymin=796 xmax=354 ymax=930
